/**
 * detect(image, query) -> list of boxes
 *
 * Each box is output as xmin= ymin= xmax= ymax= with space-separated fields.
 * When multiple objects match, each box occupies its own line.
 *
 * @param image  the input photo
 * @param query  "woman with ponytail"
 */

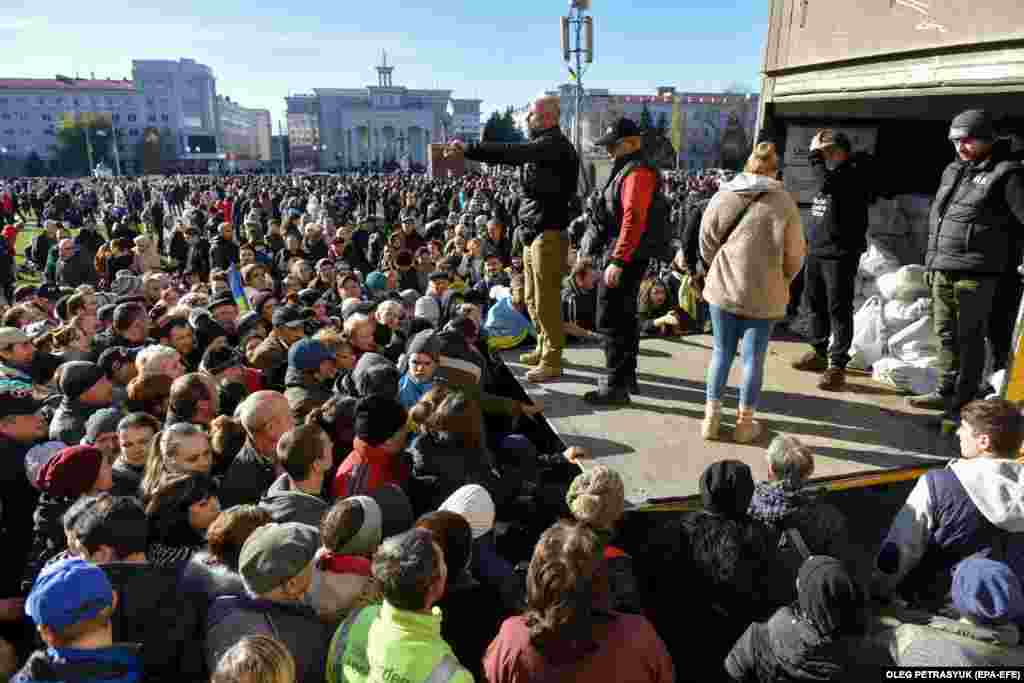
xmin=139 ymin=422 xmax=213 ymax=503
xmin=484 ymin=520 xmax=673 ymax=683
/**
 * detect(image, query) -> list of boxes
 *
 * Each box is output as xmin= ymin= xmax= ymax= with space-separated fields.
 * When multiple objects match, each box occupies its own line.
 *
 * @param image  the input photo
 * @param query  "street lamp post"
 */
xmin=561 ymin=1 xmax=594 ymax=160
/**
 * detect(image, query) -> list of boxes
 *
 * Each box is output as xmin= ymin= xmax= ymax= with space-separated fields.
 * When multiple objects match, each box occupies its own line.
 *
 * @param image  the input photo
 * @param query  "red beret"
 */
xmin=36 ymin=446 xmax=103 ymax=499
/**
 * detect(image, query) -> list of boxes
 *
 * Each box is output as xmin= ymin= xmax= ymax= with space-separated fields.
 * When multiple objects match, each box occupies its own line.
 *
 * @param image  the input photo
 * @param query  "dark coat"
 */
xmin=101 ymin=562 xmax=208 ymax=683
xmin=22 ymin=494 xmax=73 ymax=594
xmin=0 ymin=435 xmax=39 ymax=598
xmin=218 ymin=441 xmax=279 ymax=509
xmin=178 ymin=551 xmax=247 ymax=606
xmin=259 ymin=473 xmax=329 ymax=528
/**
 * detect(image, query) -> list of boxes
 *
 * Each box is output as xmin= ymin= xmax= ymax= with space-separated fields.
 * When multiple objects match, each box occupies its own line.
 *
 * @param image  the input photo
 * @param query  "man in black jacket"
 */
xmin=446 ymin=95 xmax=579 ymax=383
xmin=909 ymin=110 xmax=1024 ymax=420
xmin=791 ymin=130 xmax=870 ymax=391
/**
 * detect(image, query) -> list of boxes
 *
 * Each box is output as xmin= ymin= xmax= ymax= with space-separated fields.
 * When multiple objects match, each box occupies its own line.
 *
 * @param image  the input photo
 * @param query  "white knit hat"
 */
xmin=439 ymin=484 xmax=495 ymax=540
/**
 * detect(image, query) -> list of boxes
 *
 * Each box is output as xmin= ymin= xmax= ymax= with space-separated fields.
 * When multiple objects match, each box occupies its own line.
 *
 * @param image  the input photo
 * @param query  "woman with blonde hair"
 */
xmin=699 ymin=142 xmax=806 ymax=443
xmin=212 ymin=634 xmax=296 ymax=683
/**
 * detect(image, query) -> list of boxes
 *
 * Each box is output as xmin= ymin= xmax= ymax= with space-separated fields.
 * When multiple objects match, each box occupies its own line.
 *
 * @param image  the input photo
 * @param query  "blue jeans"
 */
xmin=706 ymin=305 xmax=775 ymax=408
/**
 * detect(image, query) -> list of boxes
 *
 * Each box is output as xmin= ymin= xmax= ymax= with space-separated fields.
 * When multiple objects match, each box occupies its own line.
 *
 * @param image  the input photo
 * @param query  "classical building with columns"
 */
xmin=286 ymin=54 xmax=481 ymax=172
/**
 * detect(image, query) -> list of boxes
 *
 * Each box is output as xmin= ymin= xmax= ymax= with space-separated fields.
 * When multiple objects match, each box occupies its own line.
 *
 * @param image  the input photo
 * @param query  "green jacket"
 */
xmin=326 ymin=602 xmax=473 ymax=683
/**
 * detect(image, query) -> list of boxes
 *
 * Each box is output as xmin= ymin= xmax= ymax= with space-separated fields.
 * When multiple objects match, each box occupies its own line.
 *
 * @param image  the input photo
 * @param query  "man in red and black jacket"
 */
xmin=587 ymin=118 xmax=658 ymax=406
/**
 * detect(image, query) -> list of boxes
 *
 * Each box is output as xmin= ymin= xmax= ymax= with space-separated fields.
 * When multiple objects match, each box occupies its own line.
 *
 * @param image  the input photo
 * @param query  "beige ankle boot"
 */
xmin=734 ymin=406 xmax=763 ymax=444
xmin=701 ymin=400 xmax=722 ymax=440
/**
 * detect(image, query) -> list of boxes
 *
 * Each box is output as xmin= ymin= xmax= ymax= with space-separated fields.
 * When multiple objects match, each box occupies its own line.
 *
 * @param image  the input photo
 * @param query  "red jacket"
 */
xmin=331 ymin=438 xmax=410 ymax=499
xmin=611 ymin=167 xmax=657 ymax=266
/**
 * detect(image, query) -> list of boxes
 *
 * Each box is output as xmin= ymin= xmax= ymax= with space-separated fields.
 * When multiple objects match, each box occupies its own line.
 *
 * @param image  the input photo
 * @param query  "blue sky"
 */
xmin=2 ymin=1 xmax=768 ymax=127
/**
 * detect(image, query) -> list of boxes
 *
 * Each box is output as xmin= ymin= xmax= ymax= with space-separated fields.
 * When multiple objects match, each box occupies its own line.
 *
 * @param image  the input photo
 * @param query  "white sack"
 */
xmin=849 ymin=296 xmax=887 ymax=369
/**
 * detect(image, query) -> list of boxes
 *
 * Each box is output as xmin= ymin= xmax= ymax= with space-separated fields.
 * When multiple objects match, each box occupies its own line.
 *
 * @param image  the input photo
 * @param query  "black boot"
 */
xmin=584 ymin=378 xmax=631 ymax=406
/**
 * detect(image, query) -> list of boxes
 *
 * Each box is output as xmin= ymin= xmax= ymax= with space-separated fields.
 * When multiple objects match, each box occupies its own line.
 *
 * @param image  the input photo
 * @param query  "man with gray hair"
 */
xmin=135 ymin=344 xmax=185 ymax=381
xmin=54 ymin=237 xmax=97 ymax=288
xmin=446 ymin=94 xmax=579 ymax=384
xmin=219 ymin=390 xmax=295 ymax=508
xmin=327 ymin=528 xmax=473 ymax=683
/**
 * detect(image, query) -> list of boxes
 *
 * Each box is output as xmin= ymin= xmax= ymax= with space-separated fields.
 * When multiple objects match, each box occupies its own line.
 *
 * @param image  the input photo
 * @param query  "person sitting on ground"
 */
xmin=725 ymin=555 xmax=870 ymax=681
xmin=13 ymin=558 xmax=144 ymax=683
xmin=871 ymin=556 xmax=1024 ymax=667
xmin=145 ymin=472 xmax=221 ymax=566
xmin=637 ymin=278 xmax=683 ymax=337
xmin=873 ymin=399 xmax=1024 ymax=608
xmin=747 ymin=434 xmax=858 ymax=604
xmin=332 ymin=396 xmax=410 ymax=500
xmin=180 ymin=504 xmax=272 ymax=606
xmin=566 ymin=465 xmax=642 ymax=614
xmin=70 ymin=494 xmax=208 ymax=683
xmin=307 ymin=496 xmax=385 ymax=624
xmin=211 ymin=634 xmax=297 ymax=683
xmin=560 ymin=257 xmax=601 ymax=342
xmin=325 ymin=527 xmax=474 ymax=683
xmin=260 ymin=424 xmax=332 ymax=528
xmin=483 ymin=520 xmax=674 ymax=683
xmin=206 ymin=522 xmax=332 ymax=683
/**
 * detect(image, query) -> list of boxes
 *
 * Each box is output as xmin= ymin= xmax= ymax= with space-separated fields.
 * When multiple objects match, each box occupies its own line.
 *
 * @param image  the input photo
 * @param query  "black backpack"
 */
xmin=607 ymin=160 xmax=675 ymax=262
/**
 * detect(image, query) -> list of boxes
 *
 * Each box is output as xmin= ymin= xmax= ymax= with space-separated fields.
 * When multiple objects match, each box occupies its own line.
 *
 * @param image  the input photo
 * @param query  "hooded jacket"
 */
xmin=805 ymin=156 xmax=871 ymax=259
xmin=874 ymin=458 xmax=1024 ymax=602
xmin=332 ymin=439 xmax=410 ymax=500
xmin=700 ymin=173 xmax=806 ymax=320
xmin=50 ymin=398 xmax=98 ymax=445
xmin=260 ymin=473 xmax=329 ymax=528
xmin=408 ymin=432 xmax=498 ymax=510
xmin=12 ymin=645 xmax=143 ymax=683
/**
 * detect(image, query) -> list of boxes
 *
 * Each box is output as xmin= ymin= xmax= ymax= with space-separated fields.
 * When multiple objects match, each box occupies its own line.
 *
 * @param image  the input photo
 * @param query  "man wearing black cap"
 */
xmin=790 ymin=129 xmax=872 ymax=392
xmin=586 ymin=117 xmax=659 ymax=405
xmin=446 ymin=95 xmax=579 ymax=383
xmin=251 ymin=305 xmax=307 ymax=392
xmin=909 ymin=110 xmax=1024 ymax=420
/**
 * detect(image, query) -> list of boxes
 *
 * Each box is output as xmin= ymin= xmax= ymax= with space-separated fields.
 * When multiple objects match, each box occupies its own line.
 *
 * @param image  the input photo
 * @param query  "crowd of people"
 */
xmin=0 ymin=102 xmax=1022 ymax=683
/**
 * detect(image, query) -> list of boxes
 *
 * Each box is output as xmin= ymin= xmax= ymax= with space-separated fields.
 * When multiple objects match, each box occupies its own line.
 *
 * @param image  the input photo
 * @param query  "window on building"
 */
xmin=112 ymin=114 xmax=120 ymax=123
xmin=72 ymin=98 xmax=79 ymax=106
xmin=127 ymin=114 xmax=136 ymax=122
xmin=2 ymin=129 xmax=14 ymax=136
xmin=129 ymin=128 xmax=139 ymax=136
xmin=15 ymin=98 xmax=26 ymax=105
xmin=40 ymin=114 xmax=50 ymax=122
xmin=160 ymin=114 xmax=169 ymax=122
xmin=37 ymin=97 xmax=45 ymax=105
xmin=0 ymin=114 xmax=8 ymax=121
xmin=146 ymin=97 xmax=155 ymax=107
xmin=147 ymin=114 xmax=156 ymax=123
xmin=6 ymin=144 xmax=16 ymax=151
xmin=55 ymin=97 xmax=64 ymax=105
xmin=105 ymin=97 xmax=113 ymax=106
xmin=44 ymin=127 xmax=54 ymax=136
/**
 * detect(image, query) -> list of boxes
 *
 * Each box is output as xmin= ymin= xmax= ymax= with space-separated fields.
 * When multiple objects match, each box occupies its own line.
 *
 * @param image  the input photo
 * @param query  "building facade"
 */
xmin=514 ymin=84 xmax=759 ymax=171
xmin=0 ymin=58 xmax=270 ymax=175
xmin=286 ymin=54 xmax=482 ymax=172
xmin=217 ymin=95 xmax=272 ymax=169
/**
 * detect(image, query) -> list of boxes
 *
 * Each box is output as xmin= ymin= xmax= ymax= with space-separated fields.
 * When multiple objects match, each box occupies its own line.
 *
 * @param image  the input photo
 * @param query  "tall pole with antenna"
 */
xmin=561 ymin=1 xmax=594 ymax=193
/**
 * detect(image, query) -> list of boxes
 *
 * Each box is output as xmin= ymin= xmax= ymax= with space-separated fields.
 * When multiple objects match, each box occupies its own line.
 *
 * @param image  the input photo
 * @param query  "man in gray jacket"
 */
xmin=260 ymin=424 xmax=331 ymax=528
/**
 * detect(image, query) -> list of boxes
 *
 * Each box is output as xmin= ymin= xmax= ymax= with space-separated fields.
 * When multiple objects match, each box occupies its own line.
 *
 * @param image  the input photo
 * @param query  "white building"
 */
xmin=448 ymin=98 xmax=483 ymax=143
xmin=0 ymin=58 xmax=272 ymax=174
xmin=217 ymin=95 xmax=272 ymax=168
xmin=287 ymin=53 xmax=482 ymax=171
xmin=515 ymin=84 xmax=760 ymax=171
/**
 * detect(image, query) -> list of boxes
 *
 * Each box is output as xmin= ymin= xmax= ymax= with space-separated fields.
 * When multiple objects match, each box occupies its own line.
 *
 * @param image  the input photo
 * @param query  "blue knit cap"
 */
xmin=952 ymin=557 xmax=1024 ymax=624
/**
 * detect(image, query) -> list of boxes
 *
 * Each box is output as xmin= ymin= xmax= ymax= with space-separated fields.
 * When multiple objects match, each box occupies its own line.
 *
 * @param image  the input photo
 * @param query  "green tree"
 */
xmin=639 ymin=104 xmax=654 ymax=131
xmin=482 ymin=109 xmax=526 ymax=143
xmin=23 ymin=151 xmax=44 ymax=177
xmin=56 ymin=115 xmax=113 ymax=176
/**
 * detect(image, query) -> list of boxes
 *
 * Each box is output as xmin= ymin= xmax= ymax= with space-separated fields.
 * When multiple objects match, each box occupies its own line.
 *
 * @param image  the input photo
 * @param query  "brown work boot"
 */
xmin=792 ymin=350 xmax=828 ymax=372
xmin=817 ymin=367 xmax=846 ymax=391
xmin=525 ymin=365 xmax=562 ymax=383
xmin=519 ymin=349 xmax=542 ymax=366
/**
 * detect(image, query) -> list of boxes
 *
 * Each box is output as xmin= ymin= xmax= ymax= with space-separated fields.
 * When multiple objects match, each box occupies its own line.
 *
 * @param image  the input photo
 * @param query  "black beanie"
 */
xmin=60 ymin=361 xmax=107 ymax=401
xmin=949 ymin=109 xmax=995 ymax=141
xmin=699 ymin=459 xmax=754 ymax=520
xmin=354 ymin=395 xmax=408 ymax=446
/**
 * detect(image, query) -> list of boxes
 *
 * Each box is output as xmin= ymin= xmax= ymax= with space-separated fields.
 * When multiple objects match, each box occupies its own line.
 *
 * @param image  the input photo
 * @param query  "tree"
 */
xmin=482 ymin=109 xmax=525 ymax=143
xmin=639 ymin=104 xmax=654 ymax=131
xmin=24 ymin=151 xmax=44 ymax=177
xmin=56 ymin=114 xmax=113 ymax=176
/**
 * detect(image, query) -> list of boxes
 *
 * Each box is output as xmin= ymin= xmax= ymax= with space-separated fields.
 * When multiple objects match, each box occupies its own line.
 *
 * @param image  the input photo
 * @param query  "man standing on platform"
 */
xmin=445 ymin=95 xmax=579 ymax=383
xmin=585 ymin=118 xmax=659 ymax=406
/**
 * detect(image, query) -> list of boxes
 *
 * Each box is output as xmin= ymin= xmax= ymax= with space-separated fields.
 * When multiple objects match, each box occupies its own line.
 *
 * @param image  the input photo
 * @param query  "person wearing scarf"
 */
xmin=725 ymin=555 xmax=868 ymax=681
xmin=307 ymin=496 xmax=384 ymax=622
